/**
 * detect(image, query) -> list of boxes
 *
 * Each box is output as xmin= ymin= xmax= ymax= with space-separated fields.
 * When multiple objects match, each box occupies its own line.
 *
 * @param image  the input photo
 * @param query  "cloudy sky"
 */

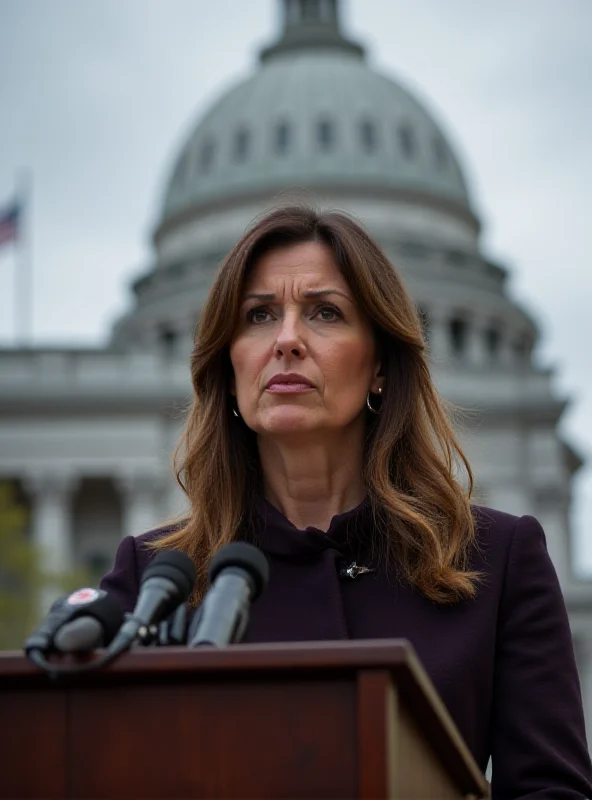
xmin=1 ymin=0 xmax=591 ymax=568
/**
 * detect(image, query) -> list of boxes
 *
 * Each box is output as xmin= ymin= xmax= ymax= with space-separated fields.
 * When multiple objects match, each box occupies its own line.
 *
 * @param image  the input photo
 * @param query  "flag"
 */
xmin=0 ymin=200 xmax=20 ymax=248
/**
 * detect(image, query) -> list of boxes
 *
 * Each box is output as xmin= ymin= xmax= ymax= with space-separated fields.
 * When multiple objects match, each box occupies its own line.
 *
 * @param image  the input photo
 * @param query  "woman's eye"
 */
xmin=315 ymin=305 xmax=341 ymax=321
xmin=247 ymin=307 xmax=271 ymax=324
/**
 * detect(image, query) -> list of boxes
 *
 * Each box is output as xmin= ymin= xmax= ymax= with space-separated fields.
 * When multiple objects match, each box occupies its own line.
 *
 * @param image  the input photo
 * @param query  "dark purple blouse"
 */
xmin=100 ymin=501 xmax=592 ymax=798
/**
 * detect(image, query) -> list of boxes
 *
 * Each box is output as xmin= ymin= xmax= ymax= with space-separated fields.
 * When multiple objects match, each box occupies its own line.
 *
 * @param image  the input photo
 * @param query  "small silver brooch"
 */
xmin=340 ymin=561 xmax=375 ymax=579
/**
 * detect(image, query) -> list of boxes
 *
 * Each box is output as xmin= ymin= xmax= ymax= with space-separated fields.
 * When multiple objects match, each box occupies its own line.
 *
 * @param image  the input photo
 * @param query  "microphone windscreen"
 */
xmin=81 ymin=592 xmax=125 ymax=644
xmin=141 ymin=550 xmax=196 ymax=599
xmin=53 ymin=618 xmax=104 ymax=652
xmin=209 ymin=542 xmax=270 ymax=600
xmin=52 ymin=592 xmax=123 ymax=652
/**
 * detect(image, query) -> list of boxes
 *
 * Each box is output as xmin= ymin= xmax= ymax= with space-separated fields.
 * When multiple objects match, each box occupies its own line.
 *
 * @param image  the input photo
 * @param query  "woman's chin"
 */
xmin=255 ymin=407 xmax=322 ymax=436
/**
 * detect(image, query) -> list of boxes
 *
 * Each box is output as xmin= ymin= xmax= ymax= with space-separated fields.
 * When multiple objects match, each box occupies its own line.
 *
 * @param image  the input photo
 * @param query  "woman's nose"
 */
xmin=274 ymin=315 xmax=307 ymax=359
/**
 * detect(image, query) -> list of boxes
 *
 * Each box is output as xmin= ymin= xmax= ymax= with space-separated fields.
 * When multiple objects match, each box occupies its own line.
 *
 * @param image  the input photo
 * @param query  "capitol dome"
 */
xmin=114 ymin=0 xmax=533 ymax=378
xmin=158 ymin=0 xmax=474 ymax=235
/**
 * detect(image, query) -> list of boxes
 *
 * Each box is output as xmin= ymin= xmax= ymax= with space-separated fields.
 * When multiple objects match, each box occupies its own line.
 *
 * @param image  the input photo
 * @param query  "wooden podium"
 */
xmin=0 ymin=639 xmax=488 ymax=799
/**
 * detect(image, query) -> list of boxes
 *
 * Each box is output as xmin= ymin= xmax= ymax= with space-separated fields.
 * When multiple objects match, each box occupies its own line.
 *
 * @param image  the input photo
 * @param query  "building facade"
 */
xmin=2 ymin=0 xmax=592 ymax=729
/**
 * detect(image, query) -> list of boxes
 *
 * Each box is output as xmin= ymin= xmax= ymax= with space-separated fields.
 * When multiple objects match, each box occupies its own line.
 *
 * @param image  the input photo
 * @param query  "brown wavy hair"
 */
xmin=153 ymin=205 xmax=480 ymax=605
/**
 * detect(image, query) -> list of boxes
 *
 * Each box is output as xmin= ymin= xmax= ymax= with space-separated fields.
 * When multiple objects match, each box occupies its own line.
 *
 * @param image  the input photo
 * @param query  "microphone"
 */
xmin=53 ymin=593 xmax=123 ymax=653
xmin=188 ymin=542 xmax=269 ymax=647
xmin=24 ymin=588 xmax=122 ymax=655
xmin=107 ymin=549 xmax=196 ymax=656
xmin=156 ymin=603 xmax=189 ymax=646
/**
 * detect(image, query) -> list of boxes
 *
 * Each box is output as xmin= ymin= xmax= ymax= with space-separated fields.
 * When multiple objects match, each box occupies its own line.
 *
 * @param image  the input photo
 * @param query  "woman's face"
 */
xmin=229 ymin=241 xmax=382 ymax=439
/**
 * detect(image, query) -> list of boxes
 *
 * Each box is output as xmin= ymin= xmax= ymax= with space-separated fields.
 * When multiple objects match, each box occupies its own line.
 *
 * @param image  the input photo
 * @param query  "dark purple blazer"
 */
xmin=101 ymin=502 xmax=592 ymax=799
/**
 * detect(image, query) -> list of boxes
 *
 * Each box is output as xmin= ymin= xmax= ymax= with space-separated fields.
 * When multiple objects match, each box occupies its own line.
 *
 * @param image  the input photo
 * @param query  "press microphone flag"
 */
xmin=188 ymin=542 xmax=269 ymax=647
xmin=24 ymin=588 xmax=123 ymax=656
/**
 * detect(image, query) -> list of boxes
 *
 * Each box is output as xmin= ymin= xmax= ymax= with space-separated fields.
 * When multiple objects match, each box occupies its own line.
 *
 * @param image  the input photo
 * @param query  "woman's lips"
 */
xmin=265 ymin=373 xmax=315 ymax=392
xmin=265 ymin=382 xmax=314 ymax=393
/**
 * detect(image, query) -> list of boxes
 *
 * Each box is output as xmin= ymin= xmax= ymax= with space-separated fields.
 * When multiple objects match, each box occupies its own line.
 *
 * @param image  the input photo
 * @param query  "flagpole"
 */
xmin=16 ymin=169 xmax=32 ymax=347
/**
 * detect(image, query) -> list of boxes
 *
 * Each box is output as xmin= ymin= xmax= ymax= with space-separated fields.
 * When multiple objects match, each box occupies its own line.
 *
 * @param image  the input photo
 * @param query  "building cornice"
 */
xmin=153 ymin=183 xmax=481 ymax=247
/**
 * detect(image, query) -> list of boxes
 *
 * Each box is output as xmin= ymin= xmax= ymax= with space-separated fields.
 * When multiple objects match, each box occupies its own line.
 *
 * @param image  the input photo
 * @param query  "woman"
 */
xmin=102 ymin=205 xmax=592 ymax=797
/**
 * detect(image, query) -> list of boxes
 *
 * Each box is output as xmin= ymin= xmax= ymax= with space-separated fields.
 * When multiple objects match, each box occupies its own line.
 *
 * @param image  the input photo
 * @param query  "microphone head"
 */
xmin=52 ymin=592 xmax=123 ymax=653
xmin=25 ymin=589 xmax=124 ymax=655
xmin=53 ymin=618 xmax=104 ymax=652
xmin=72 ymin=591 xmax=124 ymax=645
xmin=209 ymin=542 xmax=270 ymax=600
xmin=141 ymin=549 xmax=196 ymax=601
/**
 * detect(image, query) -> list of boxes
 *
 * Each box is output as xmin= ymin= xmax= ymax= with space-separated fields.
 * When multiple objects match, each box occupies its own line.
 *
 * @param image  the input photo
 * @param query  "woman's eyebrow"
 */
xmin=302 ymin=289 xmax=351 ymax=301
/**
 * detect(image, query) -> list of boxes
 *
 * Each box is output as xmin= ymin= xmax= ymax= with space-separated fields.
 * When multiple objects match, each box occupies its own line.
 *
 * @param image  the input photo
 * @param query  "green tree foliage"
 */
xmin=0 ymin=482 xmax=90 ymax=651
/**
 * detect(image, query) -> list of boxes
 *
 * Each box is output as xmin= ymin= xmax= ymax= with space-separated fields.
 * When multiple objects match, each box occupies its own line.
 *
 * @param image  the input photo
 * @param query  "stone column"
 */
xmin=497 ymin=327 xmax=515 ymax=368
xmin=178 ymin=317 xmax=197 ymax=360
xmin=116 ymin=471 xmax=167 ymax=539
xmin=427 ymin=308 xmax=450 ymax=365
xmin=25 ymin=472 xmax=78 ymax=572
xmin=24 ymin=471 xmax=79 ymax=613
xmin=531 ymin=485 xmax=570 ymax=590
xmin=467 ymin=319 xmax=487 ymax=367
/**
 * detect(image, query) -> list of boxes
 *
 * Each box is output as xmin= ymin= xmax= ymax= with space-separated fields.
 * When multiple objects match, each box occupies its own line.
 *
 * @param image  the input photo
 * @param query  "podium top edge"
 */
xmin=1 ymin=638 xmax=415 ymax=679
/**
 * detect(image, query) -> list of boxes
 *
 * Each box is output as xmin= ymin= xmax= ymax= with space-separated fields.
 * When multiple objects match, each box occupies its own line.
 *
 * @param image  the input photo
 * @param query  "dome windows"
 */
xmin=274 ymin=121 xmax=291 ymax=155
xmin=181 ymin=114 xmax=461 ymax=187
xmin=234 ymin=127 xmax=251 ymax=162
xmin=359 ymin=119 xmax=377 ymax=153
xmin=316 ymin=118 xmax=335 ymax=151
xmin=187 ymin=117 xmax=456 ymax=180
xmin=398 ymin=123 xmax=416 ymax=159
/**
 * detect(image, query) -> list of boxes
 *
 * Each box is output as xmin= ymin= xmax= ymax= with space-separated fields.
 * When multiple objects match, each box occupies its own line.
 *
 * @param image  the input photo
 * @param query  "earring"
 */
xmin=233 ymin=408 xmax=240 ymax=418
xmin=366 ymin=387 xmax=382 ymax=415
